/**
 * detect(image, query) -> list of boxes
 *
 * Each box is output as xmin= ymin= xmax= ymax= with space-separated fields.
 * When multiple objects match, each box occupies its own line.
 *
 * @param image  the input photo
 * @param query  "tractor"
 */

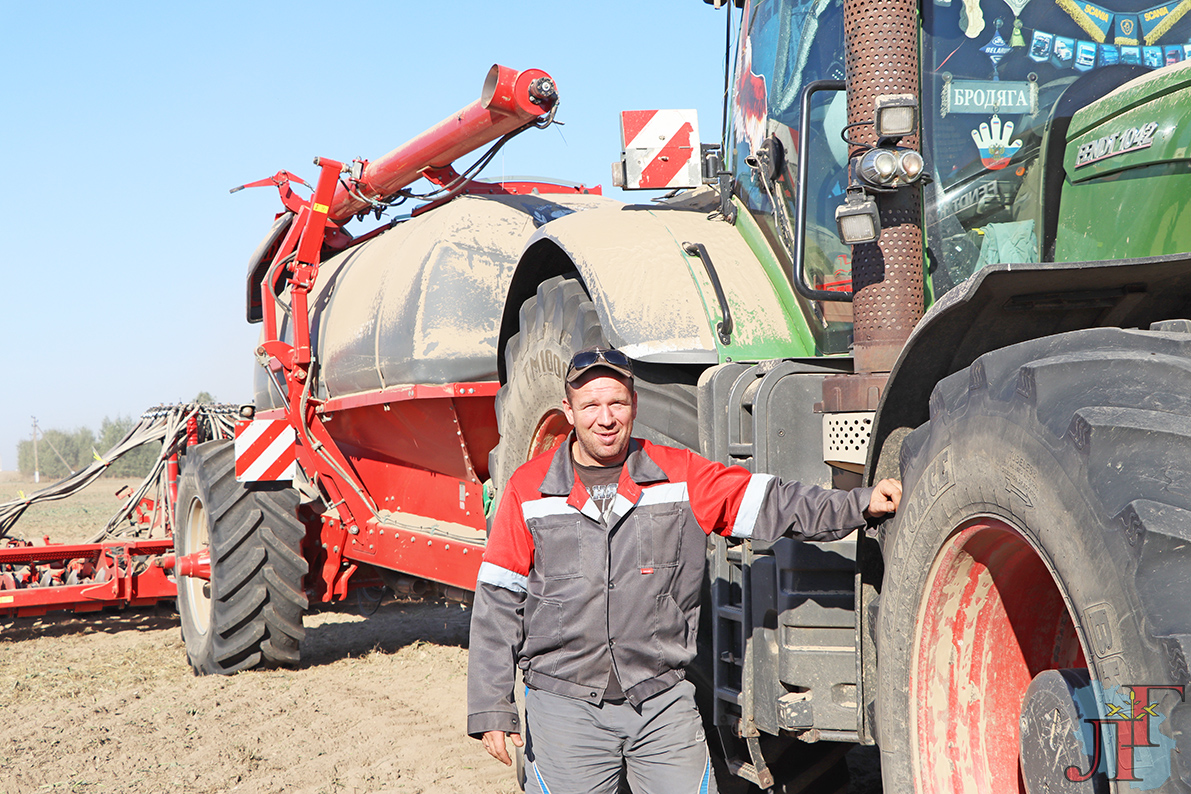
xmin=176 ymin=1 xmax=1191 ymax=790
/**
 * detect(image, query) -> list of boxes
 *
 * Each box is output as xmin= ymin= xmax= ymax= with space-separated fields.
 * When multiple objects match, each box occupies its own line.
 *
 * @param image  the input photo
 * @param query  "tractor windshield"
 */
xmin=921 ymin=0 xmax=1189 ymax=293
xmin=731 ymin=0 xmax=1191 ymax=340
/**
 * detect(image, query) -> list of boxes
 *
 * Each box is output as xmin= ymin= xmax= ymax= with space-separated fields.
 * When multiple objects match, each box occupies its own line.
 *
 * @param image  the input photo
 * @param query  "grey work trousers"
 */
xmin=523 ymin=680 xmax=717 ymax=794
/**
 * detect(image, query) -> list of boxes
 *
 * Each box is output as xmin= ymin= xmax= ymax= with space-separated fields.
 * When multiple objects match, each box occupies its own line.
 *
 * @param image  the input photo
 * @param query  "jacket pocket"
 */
xmin=654 ymin=593 xmax=693 ymax=669
xmin=526 ymin=598 xmax=563 ymax=642
xmin=635 ymin=506 xmax=683 ymax=568
xmin=530 ymin=517 xmax=583 ymax=580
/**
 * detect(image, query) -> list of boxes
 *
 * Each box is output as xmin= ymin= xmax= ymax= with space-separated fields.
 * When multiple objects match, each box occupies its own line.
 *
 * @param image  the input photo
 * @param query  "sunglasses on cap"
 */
xmin=566 ymin=347 xmax=634 ymax=382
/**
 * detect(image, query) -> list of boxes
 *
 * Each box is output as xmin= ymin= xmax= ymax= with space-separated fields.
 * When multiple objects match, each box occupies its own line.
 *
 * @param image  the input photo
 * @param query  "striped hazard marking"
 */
xmin=235 ymin=419 xmax=297 ymax=482
xmin=620 ymin=109 xmax=700 ymax=190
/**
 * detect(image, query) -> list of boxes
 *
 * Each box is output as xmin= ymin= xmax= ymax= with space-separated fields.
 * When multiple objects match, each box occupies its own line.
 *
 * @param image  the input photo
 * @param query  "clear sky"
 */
xmin=0 ymin=1 xmax=728 ymax=470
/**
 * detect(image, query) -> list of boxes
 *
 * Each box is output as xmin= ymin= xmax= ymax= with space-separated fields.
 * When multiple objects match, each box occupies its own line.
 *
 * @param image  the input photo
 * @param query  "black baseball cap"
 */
xmin=565 ymin=346 xmax=634 ymax=384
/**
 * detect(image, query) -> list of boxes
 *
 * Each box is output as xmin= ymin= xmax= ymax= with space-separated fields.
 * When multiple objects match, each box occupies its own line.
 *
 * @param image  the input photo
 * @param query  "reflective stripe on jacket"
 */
xmin=465 ymin=437 xmax=872 ymax=738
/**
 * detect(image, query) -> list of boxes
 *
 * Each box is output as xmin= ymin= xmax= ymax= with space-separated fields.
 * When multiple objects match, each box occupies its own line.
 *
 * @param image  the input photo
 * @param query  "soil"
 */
xmin=0 ymin=476 xmax=882 ymax=794
xmin=0 ymin=477 xmax=513 ymax=794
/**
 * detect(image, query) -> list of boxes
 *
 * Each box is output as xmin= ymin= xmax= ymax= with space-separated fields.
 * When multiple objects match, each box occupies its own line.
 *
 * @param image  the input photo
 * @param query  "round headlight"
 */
xmin=859 ymin=149 xmax=899 ymax=186
xmin=899 ymin=150 xmax=925 ymax=182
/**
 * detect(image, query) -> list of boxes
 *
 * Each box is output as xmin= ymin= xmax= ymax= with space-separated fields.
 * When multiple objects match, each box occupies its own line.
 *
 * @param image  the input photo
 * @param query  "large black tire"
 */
xmin=175 ymin=439 xmax=309 ymax=675
xmin=489 ymin=274 xmax=700 ymax=496
xmin=878 ymin=328 xmax=1191 ymax=792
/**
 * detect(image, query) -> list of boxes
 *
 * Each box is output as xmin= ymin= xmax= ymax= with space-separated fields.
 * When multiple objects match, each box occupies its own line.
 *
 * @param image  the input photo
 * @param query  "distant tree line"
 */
xmin=16 ymin=393 xmax=216 ymax=479
xmin=17 ymin=417 xmax=156 ymax=479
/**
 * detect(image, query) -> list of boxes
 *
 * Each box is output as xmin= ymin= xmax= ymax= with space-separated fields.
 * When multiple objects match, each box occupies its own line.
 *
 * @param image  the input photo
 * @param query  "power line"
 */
xmin=35 ymin=424 xmax=76 ymax=475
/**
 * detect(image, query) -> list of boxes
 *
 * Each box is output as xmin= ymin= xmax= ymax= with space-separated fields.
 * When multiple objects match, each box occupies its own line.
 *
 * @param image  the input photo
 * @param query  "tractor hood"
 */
xmin=1057 ymin=62 xmax=1191 ymax=261
xmin=1066 ymin=60 xmax=1191 ymax=182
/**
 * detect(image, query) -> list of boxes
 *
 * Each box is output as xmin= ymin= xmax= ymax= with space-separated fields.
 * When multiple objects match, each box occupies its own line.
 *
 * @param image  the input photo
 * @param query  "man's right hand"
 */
xmin=481 ymin=730 xmax=524 ymax=766
xmin=864 ymin=478 xmax=902 ymax=519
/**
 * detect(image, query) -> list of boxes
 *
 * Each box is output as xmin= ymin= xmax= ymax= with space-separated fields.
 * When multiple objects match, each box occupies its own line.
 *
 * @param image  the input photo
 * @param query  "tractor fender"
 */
xmin=497 ymin=202 xmax=805 ymax=380
xmin=868 ymin=251 xmax=1191 ymax=481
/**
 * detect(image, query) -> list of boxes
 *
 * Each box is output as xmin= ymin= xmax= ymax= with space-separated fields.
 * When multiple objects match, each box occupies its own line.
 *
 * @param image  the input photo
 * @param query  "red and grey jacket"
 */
xmin=465 ymin=437 xmax=873 ymax=738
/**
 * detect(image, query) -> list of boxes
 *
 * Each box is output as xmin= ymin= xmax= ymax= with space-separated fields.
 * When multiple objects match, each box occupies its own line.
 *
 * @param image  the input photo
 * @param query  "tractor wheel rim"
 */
xmin=529 ymin=409 xmax=571 ymax=461
xmin=911 ymin=518 xmax=1088 ymax=793
xmin=183 ymin=497 xmax=212 ymax=635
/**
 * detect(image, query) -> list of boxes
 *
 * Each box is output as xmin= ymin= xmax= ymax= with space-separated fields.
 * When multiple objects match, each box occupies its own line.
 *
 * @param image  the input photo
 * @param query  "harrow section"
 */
xmin=0 ymin=537 xmax=175 ymax=617
xmin=0 ymin=403 xmax=237 ymax=619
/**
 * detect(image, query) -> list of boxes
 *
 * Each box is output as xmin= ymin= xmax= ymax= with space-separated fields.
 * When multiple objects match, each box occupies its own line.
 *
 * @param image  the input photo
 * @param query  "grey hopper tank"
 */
xmin=254 ymin=190 xmax=617 ymax=410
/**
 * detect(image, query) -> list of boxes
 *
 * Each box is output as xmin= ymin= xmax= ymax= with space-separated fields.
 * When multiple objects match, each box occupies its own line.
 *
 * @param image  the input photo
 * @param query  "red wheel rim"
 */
xmin=528 ymin=409 xmax=571 ymax=461
xmin=912 ymin=519 xmax=1087 ymax=793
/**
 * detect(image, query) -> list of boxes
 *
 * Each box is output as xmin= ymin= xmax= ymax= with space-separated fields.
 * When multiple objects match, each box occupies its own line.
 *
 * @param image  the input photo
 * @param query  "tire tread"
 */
xmin=886 ymin=327 xmax=1191 ymax=790
xmin=175 ymin=440 xmax=309 ymax=675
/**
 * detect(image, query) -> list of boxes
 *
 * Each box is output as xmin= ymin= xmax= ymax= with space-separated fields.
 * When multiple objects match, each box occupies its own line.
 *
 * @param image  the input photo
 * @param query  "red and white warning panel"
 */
xmin=235 ymin=419 xmax=297 ymax=482
xmin=616 ymin=110 xmax=701 ymax=190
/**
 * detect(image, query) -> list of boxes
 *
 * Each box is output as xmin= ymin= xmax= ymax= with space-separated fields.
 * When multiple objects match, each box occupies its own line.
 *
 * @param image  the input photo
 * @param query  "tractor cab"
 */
xmin=727 ymin=0 xmax=1191 ymax=333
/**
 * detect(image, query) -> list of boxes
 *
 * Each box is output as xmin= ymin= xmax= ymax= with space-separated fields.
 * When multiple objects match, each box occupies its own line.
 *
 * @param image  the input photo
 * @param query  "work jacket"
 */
xmin=466 ymin=436 xmax=873 ymax=738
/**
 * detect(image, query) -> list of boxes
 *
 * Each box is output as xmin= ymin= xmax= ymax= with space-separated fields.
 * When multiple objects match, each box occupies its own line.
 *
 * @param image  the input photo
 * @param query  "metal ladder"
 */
xmin=710 ymin=534 xmax=774 ymax=788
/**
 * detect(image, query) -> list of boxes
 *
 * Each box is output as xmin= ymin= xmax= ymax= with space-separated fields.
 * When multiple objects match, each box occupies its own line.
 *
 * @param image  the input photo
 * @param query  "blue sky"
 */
xmin=0 ymin=1 xmax=728 ymax=470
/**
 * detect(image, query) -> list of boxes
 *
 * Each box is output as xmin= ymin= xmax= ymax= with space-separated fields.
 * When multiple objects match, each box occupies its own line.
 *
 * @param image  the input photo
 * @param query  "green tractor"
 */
xmin=488 ymin=0 xmax=1191 ymax=789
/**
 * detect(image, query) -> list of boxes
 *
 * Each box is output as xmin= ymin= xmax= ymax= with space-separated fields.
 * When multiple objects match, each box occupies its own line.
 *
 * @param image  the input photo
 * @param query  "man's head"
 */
xmin=562 ymin=347 xmax=637 ymax=467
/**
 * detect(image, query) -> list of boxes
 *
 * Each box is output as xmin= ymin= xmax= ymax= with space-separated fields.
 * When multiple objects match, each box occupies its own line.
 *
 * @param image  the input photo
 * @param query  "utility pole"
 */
xmin=32 ymin=416 xmax=40 ymax=484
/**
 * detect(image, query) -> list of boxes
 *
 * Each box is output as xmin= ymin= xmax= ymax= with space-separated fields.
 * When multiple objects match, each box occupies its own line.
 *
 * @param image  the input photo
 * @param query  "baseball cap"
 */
xmin=565 ymin=346 xmax=634 ymax=384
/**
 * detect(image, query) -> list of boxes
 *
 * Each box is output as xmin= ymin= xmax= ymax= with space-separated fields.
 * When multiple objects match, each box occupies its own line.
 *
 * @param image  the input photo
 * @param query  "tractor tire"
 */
xmin=877 ymin=327 xmax=1191 ymax=793
xmin=175 ymin=439 xmax=309 ymax=675
xmin=489 ymin=273 xmax=699 ymax=496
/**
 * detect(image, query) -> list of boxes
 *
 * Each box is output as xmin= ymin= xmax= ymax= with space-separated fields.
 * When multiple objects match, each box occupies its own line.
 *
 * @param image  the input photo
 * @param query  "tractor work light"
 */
xmin=858 ymin=149 xmax=899 ymax=185
xmin=899 ymin=149 xmax=925 ymax=181
xmin=875 ymin=94 xmax=918 ymax=138
xmin=835 ymin=189 xmax=881 ymax=245
xmin=857 ymin=146 xmax=926 ymax=188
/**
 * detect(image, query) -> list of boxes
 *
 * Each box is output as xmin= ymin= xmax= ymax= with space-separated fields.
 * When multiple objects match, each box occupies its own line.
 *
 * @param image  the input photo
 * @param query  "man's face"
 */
xmin=562 ymin=372 xmax=637 ymax=467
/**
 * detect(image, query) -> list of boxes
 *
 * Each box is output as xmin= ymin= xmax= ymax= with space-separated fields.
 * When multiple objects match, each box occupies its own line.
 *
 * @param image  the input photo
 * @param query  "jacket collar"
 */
xmin=539 ymin=436 xmax=669 ymax=512
xmin=625 ymin=438 xmax=668 ymax=485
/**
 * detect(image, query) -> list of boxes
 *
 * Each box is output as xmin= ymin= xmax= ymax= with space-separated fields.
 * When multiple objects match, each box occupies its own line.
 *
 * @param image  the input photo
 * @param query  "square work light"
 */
xmin=874 ymin=94 xmax=918 ymax=138
xmin=835 ymin=190 xmax=882 ymax=245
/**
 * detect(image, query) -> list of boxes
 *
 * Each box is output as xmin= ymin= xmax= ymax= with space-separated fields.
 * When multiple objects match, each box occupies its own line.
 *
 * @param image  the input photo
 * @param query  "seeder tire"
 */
xmin=489 ymin=273 xmax=699 ymax=495
xmin=175 ymin=439 xmax=309 ymax=675
xmin=878 ymin=328 xmax=1191 ymax=792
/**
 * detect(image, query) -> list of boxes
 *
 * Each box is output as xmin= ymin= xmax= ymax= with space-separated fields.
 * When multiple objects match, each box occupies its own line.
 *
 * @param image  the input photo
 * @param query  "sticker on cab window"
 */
xmin=971 ymin=114 xmax=1023 ymax=171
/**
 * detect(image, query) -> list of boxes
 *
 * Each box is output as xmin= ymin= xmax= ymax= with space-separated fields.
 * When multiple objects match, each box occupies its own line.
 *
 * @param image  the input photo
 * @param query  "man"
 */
xmin=468 ymin=346 xmax=901 ymax=793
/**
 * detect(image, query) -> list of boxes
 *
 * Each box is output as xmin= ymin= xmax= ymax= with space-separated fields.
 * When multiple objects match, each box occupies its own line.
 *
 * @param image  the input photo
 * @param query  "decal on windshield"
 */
xmin=942 ymin=78 xmax=1037 ymax=116
xmin=971 ymin=114 xmax=1023 ymax=170
xmin=733 ymin=21 xmax=768 ymax=156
